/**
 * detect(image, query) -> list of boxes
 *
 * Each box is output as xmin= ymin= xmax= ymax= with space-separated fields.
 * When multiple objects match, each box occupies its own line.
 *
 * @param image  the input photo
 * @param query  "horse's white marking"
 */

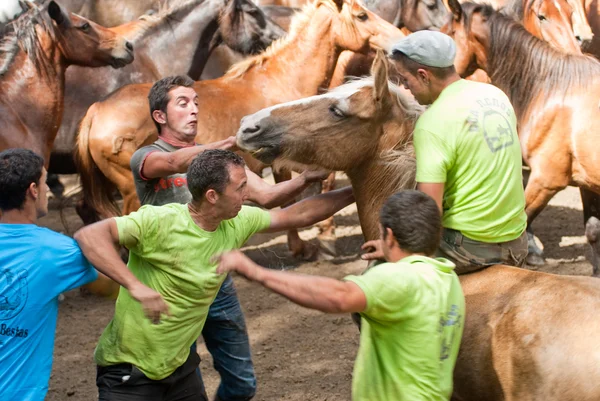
xmin=0 ymin=0 xmax=29 ymax=24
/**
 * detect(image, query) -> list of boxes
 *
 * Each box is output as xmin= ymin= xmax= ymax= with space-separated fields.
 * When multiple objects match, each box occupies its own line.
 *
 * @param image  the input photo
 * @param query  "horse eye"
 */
xmin=79 ymin=22 xmax=91 ymax=31
xmin=537 ymin=14 xmax=547 ymax=21
xmin=329 ymin=105 xmax=345 ymax=118
xmin=356 ymin=12 xmax=368 ymax=21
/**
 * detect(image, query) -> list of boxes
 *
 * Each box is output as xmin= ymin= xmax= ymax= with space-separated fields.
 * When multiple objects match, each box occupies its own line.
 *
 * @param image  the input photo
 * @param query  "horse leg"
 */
xmin=581 ymin=188 xmax=600 ymax=277
xmin=316 ymin=172 xmax=337 ymax=256
xmin=47 ymin=173 xmax=65 ymax=198
xmin=522 ymin=167 xmax=544 ymax=266
xmin=272 ymin=169 xmax=319 ymax=261
xmin=524 ymin=171 xmax=567 ymax=266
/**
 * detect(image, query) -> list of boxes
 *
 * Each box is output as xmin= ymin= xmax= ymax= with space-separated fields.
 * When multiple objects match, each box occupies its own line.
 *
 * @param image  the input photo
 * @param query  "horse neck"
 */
xmin=241 ymin=6 xmax=343 ymax=96
xmin=483 ymin=14 xmax=600 ymax=120
xmin=347 ymin=117 xmax=417 ymax=241
xmin=135 ymin=0 xmax=225 ymax=79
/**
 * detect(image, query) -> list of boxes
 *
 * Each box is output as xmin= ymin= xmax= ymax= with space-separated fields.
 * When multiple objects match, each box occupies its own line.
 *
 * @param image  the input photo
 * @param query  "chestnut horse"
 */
xmin=236 ymin=52 xmax=600 ymax=401
xmin=442 ymin=0 xmax=600 ymax=272
xmin=0 ymin=0 xmax=133 ymax=165
xmin=75 ymin=0 xmax=403 ymax=259
xmin=584 ymin=0 xmax=600 ymax=58
xmin=49 ymin=0 xmax=284 ymax=174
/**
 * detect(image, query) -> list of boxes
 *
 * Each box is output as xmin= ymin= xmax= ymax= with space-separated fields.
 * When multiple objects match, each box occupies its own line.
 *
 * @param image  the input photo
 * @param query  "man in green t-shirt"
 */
xmin=74 ymin=149 xmax=355 ymax=401
xmin=216 ymin=190 xmax=465 ymax=401
xmin=363 ymin=31 xmax=528 ymax=274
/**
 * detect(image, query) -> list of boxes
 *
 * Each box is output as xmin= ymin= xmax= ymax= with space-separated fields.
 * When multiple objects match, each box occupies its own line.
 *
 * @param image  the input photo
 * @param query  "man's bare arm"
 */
xmin=216 ymin=251 xmax=367 ymax=313
xmin=141 ymin=136 xmax=237 ymax=179
xmin=246 ymin=170 xmax=330 ymax=209
xmin=264 ymin=186 xmax=355 ymax=233
xmin=416 ymin=182 xmax=444 ymax=213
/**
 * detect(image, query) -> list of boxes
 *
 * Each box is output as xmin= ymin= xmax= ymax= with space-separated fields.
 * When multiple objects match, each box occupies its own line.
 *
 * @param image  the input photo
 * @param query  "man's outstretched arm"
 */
xmin=263 ymin=186 xmax=355 ymax=233
xmin=215 ymin=250 xmax=366 ymax=313
xmin=245 ymin=169 xmax=331 ymax=209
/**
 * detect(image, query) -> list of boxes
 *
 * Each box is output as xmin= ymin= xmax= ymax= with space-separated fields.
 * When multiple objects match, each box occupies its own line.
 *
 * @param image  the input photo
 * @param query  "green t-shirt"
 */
xmin=345 ymin=256 xmax=465 ymax=401
xmin=94 ymin=203 xmax=271 ymax=380
xmin=413 ymin=79 xmax=526 ymax=242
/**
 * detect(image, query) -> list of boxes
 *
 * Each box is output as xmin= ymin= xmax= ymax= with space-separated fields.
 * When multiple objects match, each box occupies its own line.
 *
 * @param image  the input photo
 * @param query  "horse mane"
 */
xmin=224 ymin=0 xmax=352 ymax=79
xmin=124 ymin=0 xmax=207 ymax=43
xmin=461 ymin=2 xmax=600 ymax=119
xmin=0 ymin=0 xmax=54 ymax=76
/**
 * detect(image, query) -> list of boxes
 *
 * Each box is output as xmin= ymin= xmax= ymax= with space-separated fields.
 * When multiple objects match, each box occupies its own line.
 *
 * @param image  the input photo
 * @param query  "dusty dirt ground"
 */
xmin=41 ymin=177 xmax=592 ymax=401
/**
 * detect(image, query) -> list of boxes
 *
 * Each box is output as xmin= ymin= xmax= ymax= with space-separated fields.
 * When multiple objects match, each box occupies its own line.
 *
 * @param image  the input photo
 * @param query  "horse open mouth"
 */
xmin=248 ymin=146 xmax=278 ymax=164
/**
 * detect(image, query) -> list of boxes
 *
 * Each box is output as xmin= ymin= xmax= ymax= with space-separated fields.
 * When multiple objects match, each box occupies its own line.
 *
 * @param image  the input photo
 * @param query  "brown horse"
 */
xmin=584 ymin=0 xmax=600 ymax=58
xmin=442 ymin=0 xmax=600 ymax=270
xmin=75 ymin=0 xmax=403 ymax=259
xmin=0 ymin=0 xmax=133 ymax=165
xmin=236 ymin=52 xmax=600 ymax=401
xmin=49 ymin=0 xmax=284 ymax=174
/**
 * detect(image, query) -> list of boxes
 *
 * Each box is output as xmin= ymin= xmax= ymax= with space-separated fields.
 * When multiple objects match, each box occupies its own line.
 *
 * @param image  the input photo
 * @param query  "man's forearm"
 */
xmin=248 ymin=173 xmax=310 ymax=209
xmin=249 ymin=263 xmax=356 ymax=313
xmin=283 ymin=186 xmax=354 ymax=228
xmin=170 ymin=138 xmax=235 ymax=172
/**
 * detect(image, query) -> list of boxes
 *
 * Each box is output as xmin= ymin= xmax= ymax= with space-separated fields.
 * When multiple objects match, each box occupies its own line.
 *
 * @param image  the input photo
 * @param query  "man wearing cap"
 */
xmin=363 ymin=31 xmax=528 ymax=274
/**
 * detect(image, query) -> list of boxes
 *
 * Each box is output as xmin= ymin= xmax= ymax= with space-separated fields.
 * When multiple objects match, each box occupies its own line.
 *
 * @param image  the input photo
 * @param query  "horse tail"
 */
xmin=74 ymin=103 xmax=121 ymax=224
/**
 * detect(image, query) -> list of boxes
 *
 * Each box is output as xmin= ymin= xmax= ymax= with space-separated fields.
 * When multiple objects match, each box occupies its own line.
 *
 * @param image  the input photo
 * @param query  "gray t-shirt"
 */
xmin=130 ymin=139 xmax=193 ymax=206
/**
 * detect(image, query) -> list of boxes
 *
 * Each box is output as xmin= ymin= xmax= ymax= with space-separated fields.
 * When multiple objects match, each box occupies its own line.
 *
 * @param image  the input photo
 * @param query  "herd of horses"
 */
xmin=1 ymin=0 xmax=600 ymax=399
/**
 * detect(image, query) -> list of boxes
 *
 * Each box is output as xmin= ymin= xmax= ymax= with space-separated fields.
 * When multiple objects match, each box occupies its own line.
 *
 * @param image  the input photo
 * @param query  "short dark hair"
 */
xmin=187 ymin=149 xmax=246 ymax=202
xmin=380 ymin=190 xmax=442 ymax=255
xmin=390 ymin=52 xmax=456 ymax=80
xmin=0 ymin=148 xmax=45 ymax=211
xmin=148 ymin=75 xmax=195 ymax=133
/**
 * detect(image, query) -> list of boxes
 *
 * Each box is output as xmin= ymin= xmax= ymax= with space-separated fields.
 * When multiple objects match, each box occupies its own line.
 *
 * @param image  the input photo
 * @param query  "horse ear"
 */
xmin=332 ymin=0 xmax=345 ymax=12
xmin=48 ymin=1 xmax=69 ymax=26
xmin=448 ymin=0 xmax=463 ymax=21
xmin=371 ymin=49 xmax=390 ymax=106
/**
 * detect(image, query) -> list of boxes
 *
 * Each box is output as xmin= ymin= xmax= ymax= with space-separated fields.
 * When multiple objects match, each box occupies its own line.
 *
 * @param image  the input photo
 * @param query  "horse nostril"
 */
xmin=243 ymin=124 xmax=261 ymax=135
xmin=126 ymin=41 xmax=133 ymax=52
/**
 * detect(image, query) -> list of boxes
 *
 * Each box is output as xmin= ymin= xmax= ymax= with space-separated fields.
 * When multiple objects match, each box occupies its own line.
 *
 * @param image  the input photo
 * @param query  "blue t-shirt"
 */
xmin=0 ymin=224 xmax=98 ymax=401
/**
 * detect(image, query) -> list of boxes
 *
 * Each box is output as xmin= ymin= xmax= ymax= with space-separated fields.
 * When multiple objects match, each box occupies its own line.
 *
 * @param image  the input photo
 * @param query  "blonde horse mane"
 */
xmin=224 ymin=0 xmax=355 ymax=79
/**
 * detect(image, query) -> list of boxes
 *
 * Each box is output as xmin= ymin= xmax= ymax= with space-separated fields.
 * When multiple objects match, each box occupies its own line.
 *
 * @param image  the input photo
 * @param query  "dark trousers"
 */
xmin=97 ymin=350 xmax=208 ymax=401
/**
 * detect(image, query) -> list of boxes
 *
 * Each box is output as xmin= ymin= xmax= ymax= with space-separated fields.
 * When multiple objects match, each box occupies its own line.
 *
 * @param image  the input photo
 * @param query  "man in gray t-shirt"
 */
xmin=130 ymin=75 xmax=328 ymax=401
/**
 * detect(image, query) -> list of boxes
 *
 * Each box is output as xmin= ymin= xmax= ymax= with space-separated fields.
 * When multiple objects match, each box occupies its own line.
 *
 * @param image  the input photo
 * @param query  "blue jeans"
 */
xmin=192 ymin=275 xmax=256 ymax=401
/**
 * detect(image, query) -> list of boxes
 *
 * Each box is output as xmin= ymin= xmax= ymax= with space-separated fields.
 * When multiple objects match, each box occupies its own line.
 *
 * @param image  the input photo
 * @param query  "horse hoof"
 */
xmin=526 ymin=253 xmax=546 ymax=266
xmin=291 ymin=241 xmax=320 ymax=261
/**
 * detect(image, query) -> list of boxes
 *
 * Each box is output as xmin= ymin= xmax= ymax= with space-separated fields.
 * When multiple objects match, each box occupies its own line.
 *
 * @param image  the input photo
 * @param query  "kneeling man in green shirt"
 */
xmin=216 ymin=190 xmax=466 ymax=401
xmin=74 ymin=149 xmax=355 ymax=401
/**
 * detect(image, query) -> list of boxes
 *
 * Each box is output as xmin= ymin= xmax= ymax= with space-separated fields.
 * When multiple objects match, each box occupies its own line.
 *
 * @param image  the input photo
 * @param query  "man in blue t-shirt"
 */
xmin=0 ymin=149 xmax=168 ymax=401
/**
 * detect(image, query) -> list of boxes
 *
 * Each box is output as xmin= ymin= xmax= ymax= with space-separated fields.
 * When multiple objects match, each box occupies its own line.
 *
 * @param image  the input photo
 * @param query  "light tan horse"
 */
xmin=75 ymin=0 xmax=403 ymax=259
xmin=236 ymin=52 xmax=600 ymax=401
xmin=443 ymin=0 xmax=600 ymax=270
xmin=0 ymin=0 xmax=133 ymax=165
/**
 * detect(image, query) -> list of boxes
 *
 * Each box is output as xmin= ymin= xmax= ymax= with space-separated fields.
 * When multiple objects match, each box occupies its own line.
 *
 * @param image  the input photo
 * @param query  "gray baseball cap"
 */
xmin=388 ymin=31 xmax=457 ymax=68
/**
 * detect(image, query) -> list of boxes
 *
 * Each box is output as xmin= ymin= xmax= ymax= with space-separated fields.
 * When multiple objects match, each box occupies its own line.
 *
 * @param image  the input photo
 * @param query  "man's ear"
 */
xmin=417 ymin=68 xmax=429 ymax=84
xmin=28 ymin=182 xmax=39 ymax=201
xmin=383 ymin=227 xmax=396 ymax=248
xmin=205 ymin=189 xmax=219 ymax=205
xmin=152 ymin=110 xmax=167 ymax=125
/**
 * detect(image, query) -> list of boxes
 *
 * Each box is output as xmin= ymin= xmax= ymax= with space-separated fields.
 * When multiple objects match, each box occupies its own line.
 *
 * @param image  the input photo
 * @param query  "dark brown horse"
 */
xmin=443 ymin=0 xmax=600 ymax=271
xmin=0 ymin=0 xmax=133 ymax=165
xmin=49 ymin=0 xmax=284 ymax=174
xmin=75 ymin=0 xmax=403 ymax=259
xmin=236 ymin=52 xmax=600 ymax=401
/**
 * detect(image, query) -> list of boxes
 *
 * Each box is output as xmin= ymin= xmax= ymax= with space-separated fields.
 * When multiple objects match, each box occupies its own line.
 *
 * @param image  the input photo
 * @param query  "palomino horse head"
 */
xmin=237 ymin=51 xmax=422 ymax=172
xmin=521 ymin=0 xmax=593 ymax=52
xmin=45 ymin=0 xmax=134 ymax=68
xmin=218 ymin=0 xmax=287 ymax=54
xmin=442 ymin=0 xmax=490 ymax=77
